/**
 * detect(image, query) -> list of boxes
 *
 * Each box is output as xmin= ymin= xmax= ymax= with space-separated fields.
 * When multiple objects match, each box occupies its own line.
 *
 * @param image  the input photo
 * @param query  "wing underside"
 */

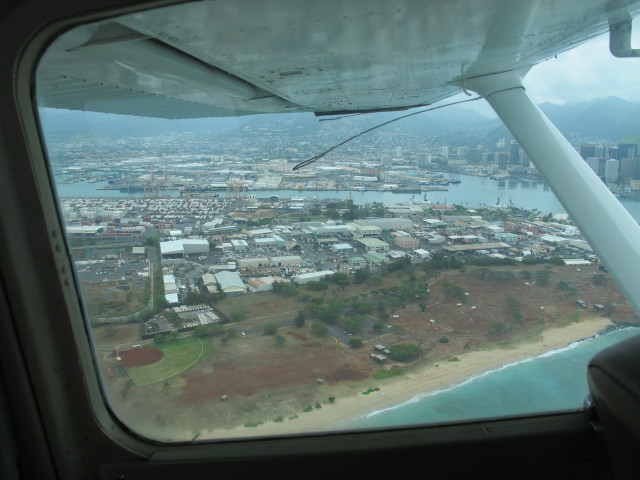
xmin=37 ymin=0 xmax=640 ymax=118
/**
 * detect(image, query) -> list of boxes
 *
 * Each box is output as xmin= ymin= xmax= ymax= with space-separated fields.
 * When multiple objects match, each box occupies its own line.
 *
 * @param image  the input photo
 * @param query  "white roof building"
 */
xmin=231 ymin=239 xmax=249 ymax=250
xmin=248 ymin=228 xmax=273 ymax=238
xmin=331 ymin=243 xmax=354 ymax=253
xmin=214 ymin=271 xmax=246 ymax=294
xmin=294 ymin=270 xmax=335 ymax=284
xmin=165 ymin=293 xmax=179 ymax=305
xmin=160 ymin=239 xmax=209 ymax=257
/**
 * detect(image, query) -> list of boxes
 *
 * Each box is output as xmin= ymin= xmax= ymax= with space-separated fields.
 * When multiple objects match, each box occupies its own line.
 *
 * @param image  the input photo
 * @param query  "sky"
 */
xmin=461 ymin=22 xmax=640 ymax=118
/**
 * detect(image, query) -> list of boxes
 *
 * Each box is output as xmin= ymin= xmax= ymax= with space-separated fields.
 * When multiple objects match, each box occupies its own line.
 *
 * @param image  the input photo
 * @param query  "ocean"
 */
xmin=340 ymin=326 xmax=640 ymax=431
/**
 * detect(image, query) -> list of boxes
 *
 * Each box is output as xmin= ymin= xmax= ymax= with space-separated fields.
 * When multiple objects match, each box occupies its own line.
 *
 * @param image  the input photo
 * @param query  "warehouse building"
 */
xmin=270 ymin=256 xmax=303 ymax=267
xmin=247 ymin=276 xmax=287 ymax=293
xmin=214 ymin=271 xmax=246 ymax=295
xmin=357 ymin=237 xmax=390 ymax=253
xmin=294 ymin=270 xmax=335 ymax=285
xmin=352 ymin=224 xmax=382 ymax=239
xmin=160 ymin=238 xmax=210 ymax=258
xmin=355 ymin=217 xmax=413 ymax=231
xmin=394 ymin=235 xmax=419 ymax=249
xmin=238 ymin=257 xmax=270 ymax=269
xmin=231 ymin=239 xmax=248 ymax=251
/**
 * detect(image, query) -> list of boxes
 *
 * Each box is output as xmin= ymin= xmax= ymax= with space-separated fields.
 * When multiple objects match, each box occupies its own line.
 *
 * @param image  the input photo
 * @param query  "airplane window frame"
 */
xmin=0 ymin=0 xmax=629 ymax=477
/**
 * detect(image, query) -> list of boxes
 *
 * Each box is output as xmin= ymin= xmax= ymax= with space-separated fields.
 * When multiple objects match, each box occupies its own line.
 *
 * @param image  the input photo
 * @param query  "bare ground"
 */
xmin=94 ymin=264 xmax=637 ymax=437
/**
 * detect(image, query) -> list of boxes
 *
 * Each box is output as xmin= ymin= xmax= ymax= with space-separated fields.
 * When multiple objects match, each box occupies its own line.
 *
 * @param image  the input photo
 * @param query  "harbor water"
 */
xmin=55 ymin=173 xmax=640 ymax=221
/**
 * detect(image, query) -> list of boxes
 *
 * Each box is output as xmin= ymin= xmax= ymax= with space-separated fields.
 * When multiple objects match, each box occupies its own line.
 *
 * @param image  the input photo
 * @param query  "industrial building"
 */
xmin=213 ymin=271 xmax=246 ymax=295
xmin=201 ymin=273 xmax=218 ymax=293
xmin=238 ymin=257 xmax=270 ymax=269
xmin=294 ymin=270 xmax=335 ymax=285
xmin=331 ymin=243 xmax=354 ymax=253
xmin=354 ymin=217 xmax=413 ymax=231
xmin=352 ymin=224 xmax=382 ymax=239
xmin=247 ymin=276 xmax=287 ymax=293
xmin=270 ymin=256 xmax=303 ymax=267
xmin=231 ymin=239 xmax=248 ymax=251
xmin=394 ymin=235 xmax=419 ymax=249
xmin=160 ymin=238 xmax=210 ymax=258
xmin=356 ymin=237 xmax=390 ymax=253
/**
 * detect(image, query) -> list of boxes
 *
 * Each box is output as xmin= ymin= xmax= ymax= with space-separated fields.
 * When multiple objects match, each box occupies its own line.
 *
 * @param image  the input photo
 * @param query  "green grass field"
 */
xmin=127 ymin=337 xmax=208 ymax=386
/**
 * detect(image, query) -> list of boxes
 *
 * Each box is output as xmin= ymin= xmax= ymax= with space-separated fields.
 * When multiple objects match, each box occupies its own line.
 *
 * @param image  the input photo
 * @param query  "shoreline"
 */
xmin=214 ymin=316 xmax=617 ymax=439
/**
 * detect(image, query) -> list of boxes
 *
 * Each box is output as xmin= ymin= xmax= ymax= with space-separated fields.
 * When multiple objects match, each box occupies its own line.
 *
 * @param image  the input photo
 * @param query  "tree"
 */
xmin=153 ymin=333 xmax=168 ymax=344
xmin=273 ymin=281 xmax=299 ymax=297
xmin=164 ymin=310 xmax=181 ymax=325
xmin=311 ymin=322 xmax=328 ymax=336
xmin=348 ymin=338 xmax=363 ymax=348
xmin=329 ymin=272 xmax=349 ymax=286
xmin=441 ymin=281 xmax=465 ymax=302
xmin=263 ymin=324 xmax=278 ymax=335
xmin=353 ymin=267 xmax=371 ymax=284
xmin=389 ymin=343 xmax=421 ymax=362
xmin=193 ymin=324 xmax=225 ymax=338
xmin=548 ymin=256 xmax=565 ymax=266
xmin=295 ymin=311 xmax=306 ymax=327
xmin=535 ymin=269 xmax=550 ymax=287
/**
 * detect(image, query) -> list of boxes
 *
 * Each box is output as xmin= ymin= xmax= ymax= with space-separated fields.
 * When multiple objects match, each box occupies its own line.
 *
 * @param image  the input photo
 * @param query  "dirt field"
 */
xmin=120 ymin=347 xmax=164 ymax=367
xmin=179 ymin=331 xmax=376 ymax=405
xmin=95 ymin=264 xmax=637 ymax=438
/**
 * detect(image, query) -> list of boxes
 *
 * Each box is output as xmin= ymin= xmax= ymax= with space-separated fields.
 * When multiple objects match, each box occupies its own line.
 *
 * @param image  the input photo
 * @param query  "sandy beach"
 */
xmin=215 ymin=316 xmax=614 ymax=439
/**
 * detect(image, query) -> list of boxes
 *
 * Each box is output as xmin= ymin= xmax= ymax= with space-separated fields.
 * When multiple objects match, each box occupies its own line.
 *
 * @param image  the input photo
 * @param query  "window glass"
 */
xmin=35 ymin=2 xmax=640 ymax=442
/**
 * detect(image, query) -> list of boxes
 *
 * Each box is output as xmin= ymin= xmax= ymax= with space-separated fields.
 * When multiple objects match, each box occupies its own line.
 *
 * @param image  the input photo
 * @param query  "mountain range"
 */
xmin=38 ymin=96 xmax=640 ymax=145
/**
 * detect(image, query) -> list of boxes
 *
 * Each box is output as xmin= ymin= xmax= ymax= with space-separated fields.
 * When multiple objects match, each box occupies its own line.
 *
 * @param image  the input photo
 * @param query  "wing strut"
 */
xmin=466 ymin=71 xmax=640 ymax=315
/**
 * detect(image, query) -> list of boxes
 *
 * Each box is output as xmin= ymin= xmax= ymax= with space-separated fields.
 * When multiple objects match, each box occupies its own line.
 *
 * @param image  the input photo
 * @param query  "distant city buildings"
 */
xmin=579 ymin=141 xmax=639 ymax=184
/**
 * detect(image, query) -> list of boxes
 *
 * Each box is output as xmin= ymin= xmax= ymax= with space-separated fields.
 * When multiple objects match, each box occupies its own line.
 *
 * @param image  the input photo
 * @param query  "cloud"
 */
xmin=524 ymin=27 xmax=640 ymax=105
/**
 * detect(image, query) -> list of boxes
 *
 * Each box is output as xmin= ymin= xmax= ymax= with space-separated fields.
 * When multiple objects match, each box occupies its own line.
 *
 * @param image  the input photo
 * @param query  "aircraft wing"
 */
xmin=37 ymin=0 xmax=640 ymax=119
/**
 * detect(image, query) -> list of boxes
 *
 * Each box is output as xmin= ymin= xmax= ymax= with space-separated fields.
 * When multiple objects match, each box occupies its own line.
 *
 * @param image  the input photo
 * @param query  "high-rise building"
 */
xmin=498 ymin=152 xmax=509 ymax=170
xmin=586 ymin=158 xmax=600 ymax=175
xmin=580 ymin=143 xmax=596 ymax=160
xmin=609 ymin=146 xmax=619 ymax=160
xmin=416 ymin=152 xmax=431 ymax=168
xmin=509 ymin=141 xmax=521 ymax=165
xmin=605 ymin=159 xmax=620 ymax=182
xmin=618 ymin=143 xmax=638 ymax=159
xmin=619 ymin=157 xmax=640 ymax=183
xmin=520 ymin=151 xmax=530 ymax=167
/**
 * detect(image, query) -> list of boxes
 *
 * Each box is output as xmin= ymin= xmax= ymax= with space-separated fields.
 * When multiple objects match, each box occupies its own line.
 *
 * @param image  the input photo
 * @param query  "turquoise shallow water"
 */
xmin=339 ymin=326 xmax=640 ymax=431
